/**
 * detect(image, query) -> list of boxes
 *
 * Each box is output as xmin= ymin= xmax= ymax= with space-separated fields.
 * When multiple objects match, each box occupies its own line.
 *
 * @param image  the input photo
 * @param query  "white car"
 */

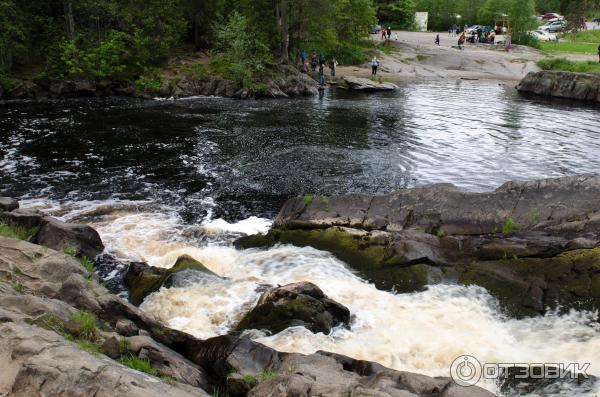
xmin=530 ymin=30 xmax=556 ymax=41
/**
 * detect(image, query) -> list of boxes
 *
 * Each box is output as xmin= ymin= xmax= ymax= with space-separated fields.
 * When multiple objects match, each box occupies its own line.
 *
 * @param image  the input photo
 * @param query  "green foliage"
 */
xmin=0 ymin=0 xmax=25 ymax=70
xmin=70 ymin=310 xmax=99 ymax=341
xmin=76 ymin=338 xmax=103 ymax=354
xmin=0 ymin=222 xmax=38 ymax=240
xmin=377 ymin=0 xmax=417 ymax=29
xmin=120 ymin=355 xmax=159 ymax=376
xmin=540 ymin=41 xmax=598 ymax=54
xmin=537 ymin=58 xmax=600 ymax=74
xmin=64 ymin=247 xmax=96 ymax=273
xmin=33 ymin=313 xmax=66 ymax=335
xmin=502 ymin=217 xmax=517 ymax=234
xmin=303 ymin=194 xmax=315 ymax=205
xmin=509 ymin=0 xmax=537 ymax=43
xmin=119 ymin=337 xmax=131 ymax=355
xmin=243 ymin=370 xmax=277 ymax=388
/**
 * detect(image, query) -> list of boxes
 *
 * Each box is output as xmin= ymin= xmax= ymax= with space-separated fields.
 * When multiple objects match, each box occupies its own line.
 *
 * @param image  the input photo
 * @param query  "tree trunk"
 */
xmin=63 ymin=0 xmax=75 ymax=39
xmin=274 ymin=0 xmax=289 ymax=63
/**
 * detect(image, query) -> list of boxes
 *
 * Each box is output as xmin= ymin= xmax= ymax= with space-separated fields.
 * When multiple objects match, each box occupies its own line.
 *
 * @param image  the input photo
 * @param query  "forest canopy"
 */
xmin=1 ymin=0 xmax=598 ymax=86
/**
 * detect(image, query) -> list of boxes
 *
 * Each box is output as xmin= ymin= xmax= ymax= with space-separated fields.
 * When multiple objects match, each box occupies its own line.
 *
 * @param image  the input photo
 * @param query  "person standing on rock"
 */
xmin=387 ymin=27 xmax=392 ymax=41
xmin=318 ymin=63 xmax=326 ymax=87
xmin=458 ymin=33 xmax=465 ymax=50
xmin=435 ymin=34 xmax=440 ymax=45
xmin=310 ymin=51 xmax=317 ymax=72
xmin=329 ymin=59 xmax=337 ymax=77
xmin=371 ymin=57 xmax=379 ymax=76
xmin=300 ymin=49 xmax=307 ymax=65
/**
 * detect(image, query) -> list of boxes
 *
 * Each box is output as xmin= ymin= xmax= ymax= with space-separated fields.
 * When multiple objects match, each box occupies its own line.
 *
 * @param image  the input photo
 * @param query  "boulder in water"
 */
xmin=124 ymin=254 xmax=219 ymax=306
xmin=343 ymin=76 xmax=399 ymax=91
xmin=235 ymin=281 xmax=350 ymax=334
xmin=36 ymin=217 xmax=104 ymax=258
xmin=0 ymin=197 xmax=19 ymax=212
xmin=517 ymin=71 xmax=600 ymax=103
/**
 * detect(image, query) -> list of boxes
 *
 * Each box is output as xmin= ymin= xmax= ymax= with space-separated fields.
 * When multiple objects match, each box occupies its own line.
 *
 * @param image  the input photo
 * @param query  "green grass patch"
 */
xmin=537 ymin=58 xmax=600 ymax=74
xmin=120 ymin=355 xmax=159 ymax=376
xmin=243 ymin=369 xmax=277 ymax=388
xmin=303 ymin=194 xmax=315 ymax=205
xmin=64 ymin=247 xmax=96 ymax=273
xmin=502 ymin=218 xmax=517 ymax=234
xmin=70 ymin=310 xmax=99 ymax=341
xmin=565 ymin=30 xmax=600 ymax=43
xmin=0 ymin=222 xmax=38 ymax=240
xmin=539 ymin=41 xmax=598 ymax=54
xmin=76 ymin=338 xmax=103 ymax=354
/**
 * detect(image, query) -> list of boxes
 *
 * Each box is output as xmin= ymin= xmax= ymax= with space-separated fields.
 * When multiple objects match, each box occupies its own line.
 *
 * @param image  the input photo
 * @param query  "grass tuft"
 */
xmin=537 ymin=58 xmax=600 ymax=74
xmin=303 ymin=194 xmax=315 ymax=205
xmin=70 ymin=310 xmax=99 ymax=341
xmin=0 ymin=222 xmax=38 ymax=240
xmin=120 ymin=355 xmax=159 ymax=376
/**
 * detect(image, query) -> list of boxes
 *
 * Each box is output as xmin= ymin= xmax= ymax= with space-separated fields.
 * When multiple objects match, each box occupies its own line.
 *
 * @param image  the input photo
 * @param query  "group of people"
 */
xmin=380 ymin=25 xmax=398 ymax=41
xmin=299 ymin=50 xmax=338 ymax=87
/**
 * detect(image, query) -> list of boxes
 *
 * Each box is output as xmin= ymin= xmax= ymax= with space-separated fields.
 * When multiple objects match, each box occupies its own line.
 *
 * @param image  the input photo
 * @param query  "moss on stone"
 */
xmin=127 ymin=255 xmax=216 ymax=306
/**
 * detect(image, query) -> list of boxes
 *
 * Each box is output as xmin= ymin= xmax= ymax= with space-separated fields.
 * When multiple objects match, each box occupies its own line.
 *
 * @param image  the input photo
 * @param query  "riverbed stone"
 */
xmin=235 ymin=281 xmax=350 ymax=335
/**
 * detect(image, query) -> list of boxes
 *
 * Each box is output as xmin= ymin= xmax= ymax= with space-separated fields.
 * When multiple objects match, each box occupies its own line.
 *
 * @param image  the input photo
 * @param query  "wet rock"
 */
xmin=344 ymin=76 xmax=399 ymax=91
xmin=243 ymin=175 xmax=600 ymax=317
xmin=0 ymin=197 xmax=19 ymax=212
xmin=36 ymin=217 xmax=104 ymax=258
xmin=0 ymin=208 xmax=45 ymax=230
xmin=517 ymin=71 xmax=600 ymax=103
xmin=124 ymin=255 xmax=219 ymax=305
xmin=235 ymin=281 xmax=350 ymax=334
xmin=49 ymin=76 xmax=96 ymax=97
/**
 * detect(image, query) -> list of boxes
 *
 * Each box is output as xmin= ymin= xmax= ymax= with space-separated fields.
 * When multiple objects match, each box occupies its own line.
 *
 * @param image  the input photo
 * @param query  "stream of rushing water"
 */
xmin=2 ymin=81 xmax=600 ymax=396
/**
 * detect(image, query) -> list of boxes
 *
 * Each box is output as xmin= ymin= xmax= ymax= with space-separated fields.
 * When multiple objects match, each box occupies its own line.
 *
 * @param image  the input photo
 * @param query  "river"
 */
xmin=2 ymin=81 xmax=600 ymax=396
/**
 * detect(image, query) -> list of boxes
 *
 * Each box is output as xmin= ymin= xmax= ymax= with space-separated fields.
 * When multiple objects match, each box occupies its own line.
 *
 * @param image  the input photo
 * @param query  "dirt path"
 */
xmin=336 ymin=31 xmax=596 ymax=83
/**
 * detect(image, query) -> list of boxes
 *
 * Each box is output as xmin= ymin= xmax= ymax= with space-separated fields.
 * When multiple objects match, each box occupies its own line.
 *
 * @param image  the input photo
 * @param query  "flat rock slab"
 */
xmin=344 ymin=76 xmax=399 ymax=91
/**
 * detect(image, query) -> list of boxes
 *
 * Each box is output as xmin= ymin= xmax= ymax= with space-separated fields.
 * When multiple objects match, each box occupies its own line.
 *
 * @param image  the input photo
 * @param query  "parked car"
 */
xmin=371 ymin=25 xmax=381 ymax=34
xmin=540 ymin=20 xmax=565 ymax=32
xmin=465 ymin=25 xmax=481 ymax=34
xmin=530 ymin=30 xmax=557 ymax=41
xmin=542 ymin=13 xmax=563 ymax=20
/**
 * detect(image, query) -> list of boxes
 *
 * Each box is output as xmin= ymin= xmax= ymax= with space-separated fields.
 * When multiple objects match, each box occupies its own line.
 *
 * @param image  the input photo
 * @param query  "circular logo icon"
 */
xmin=450 ymin=355 xmax=482 ymax=387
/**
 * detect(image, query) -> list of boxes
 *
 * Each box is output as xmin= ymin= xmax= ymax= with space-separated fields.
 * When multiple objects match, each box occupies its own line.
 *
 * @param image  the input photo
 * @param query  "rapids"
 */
xmin=3 ymin=82 xmax=600 ymax=396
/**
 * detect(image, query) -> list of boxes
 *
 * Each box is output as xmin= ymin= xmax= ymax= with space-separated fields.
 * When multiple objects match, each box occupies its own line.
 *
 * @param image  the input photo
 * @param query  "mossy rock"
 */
xmin=458 ymin=248 xmax=600 ymax=317
xmin=235 ymin=282 xmax=350 ymax=335
xmin=125 ymin=255 xmax=217 ymax=306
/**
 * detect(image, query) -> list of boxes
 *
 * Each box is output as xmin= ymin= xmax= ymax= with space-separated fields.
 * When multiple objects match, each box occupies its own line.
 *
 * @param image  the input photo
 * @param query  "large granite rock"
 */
xmin=36 ymin=217 xmax=104 ymax=258
xmin=124 ymin=254 xmax=220 ymax=305
xmin=235 ymin=281 xmax=350 ymax=335
xmin=517 ymin=70 xmax=600 ymax=103
xmin=237 ymin=174 xmax=600 ymax=317
xmin=344 ymin=76 xmax=399 ymax=91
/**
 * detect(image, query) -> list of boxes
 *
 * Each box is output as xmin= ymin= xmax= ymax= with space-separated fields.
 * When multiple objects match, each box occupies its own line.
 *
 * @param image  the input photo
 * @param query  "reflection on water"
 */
xmin=2 ymin=81 xmax=599 ymax=222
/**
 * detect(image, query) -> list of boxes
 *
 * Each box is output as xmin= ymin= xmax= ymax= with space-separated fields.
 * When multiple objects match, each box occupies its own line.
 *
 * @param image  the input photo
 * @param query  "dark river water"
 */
xmin=1 ymin=80 xmax=600 ymax=221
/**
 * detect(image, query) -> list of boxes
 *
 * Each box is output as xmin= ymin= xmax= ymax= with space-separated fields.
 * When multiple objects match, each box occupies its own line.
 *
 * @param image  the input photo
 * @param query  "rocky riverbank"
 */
xmin=0 ymin=198 xmax=494 ymax=397
xmin=237 ymin=174 xmax=600 ymax=319
xmin=0 ymin=63 xmax=319 ymax=101
xmin=517 ymin=70 xmax=600 ymax=103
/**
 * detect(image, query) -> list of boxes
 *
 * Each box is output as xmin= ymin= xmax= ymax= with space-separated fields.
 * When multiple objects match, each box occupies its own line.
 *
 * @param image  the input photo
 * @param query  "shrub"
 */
xmin=537 ymin=58 xmax=600 ymax=74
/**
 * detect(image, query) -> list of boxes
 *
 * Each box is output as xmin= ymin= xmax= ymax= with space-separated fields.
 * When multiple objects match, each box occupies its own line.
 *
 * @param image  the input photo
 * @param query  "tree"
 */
xmin=0 ymin=0 xmax=25 ymax=70
xmin=377 ymin=0 xmax=416 ymax=29
xmin=508 ymin=0 xmax=537 ymax=43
